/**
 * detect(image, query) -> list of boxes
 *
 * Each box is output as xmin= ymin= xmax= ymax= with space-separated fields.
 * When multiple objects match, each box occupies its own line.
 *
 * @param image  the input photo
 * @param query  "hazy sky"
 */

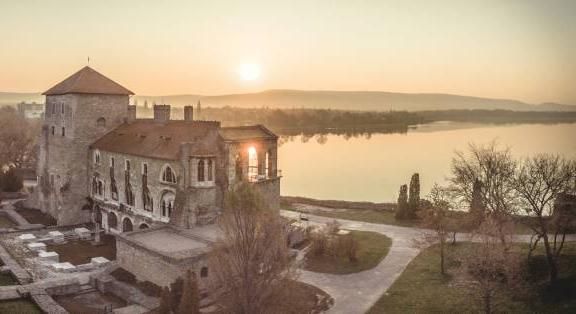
xmin=1 ymin=0 xmax=575 ymax=104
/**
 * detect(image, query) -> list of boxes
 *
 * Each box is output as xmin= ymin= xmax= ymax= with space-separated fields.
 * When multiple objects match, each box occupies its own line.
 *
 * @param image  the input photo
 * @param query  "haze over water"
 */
xmin=278 ymin=122 xmax=576 ymax=203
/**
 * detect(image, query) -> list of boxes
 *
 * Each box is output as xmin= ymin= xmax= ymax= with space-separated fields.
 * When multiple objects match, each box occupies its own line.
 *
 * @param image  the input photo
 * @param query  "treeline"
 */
xmin=418 ymin=109 xmax=576 ymax=123
xmin=137 ymin=106 xmax=576 ymax=135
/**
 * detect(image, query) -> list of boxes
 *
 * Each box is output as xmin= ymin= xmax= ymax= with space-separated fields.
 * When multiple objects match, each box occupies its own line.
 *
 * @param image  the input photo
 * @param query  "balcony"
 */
xmin=248 ymin=170 xmax=282 ymax=183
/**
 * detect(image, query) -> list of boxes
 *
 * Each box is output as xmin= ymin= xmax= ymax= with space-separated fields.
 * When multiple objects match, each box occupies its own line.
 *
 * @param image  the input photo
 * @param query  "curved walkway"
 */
xmin=282 ymin=210 xmax=576 ymax=314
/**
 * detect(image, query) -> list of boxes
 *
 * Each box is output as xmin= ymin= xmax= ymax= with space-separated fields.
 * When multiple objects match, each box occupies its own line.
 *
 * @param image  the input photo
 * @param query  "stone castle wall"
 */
xmin=37 ymin=94 xmax=129 ymax=225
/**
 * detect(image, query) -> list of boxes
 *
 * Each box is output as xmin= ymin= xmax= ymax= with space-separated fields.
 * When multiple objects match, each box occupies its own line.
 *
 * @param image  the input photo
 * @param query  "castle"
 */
xmin=34 ymin=66 xmax=281 ymax=285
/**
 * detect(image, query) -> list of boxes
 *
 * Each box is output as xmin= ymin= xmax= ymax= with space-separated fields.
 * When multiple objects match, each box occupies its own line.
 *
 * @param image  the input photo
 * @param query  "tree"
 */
xmin=416 ymin=184 xmax=454 ymax=275
xmin=460 ymin=218 xmax=524 ymax=314
xmin=158 ymin=286 xmax=173 ymax=314
xmin=178 ymin=270 xmax=200 ymax=314
xmin=408 ymin=173 xmax=421 ymax=217
xmin=208 ymin=182 xmax=295 ymax=314
xmin=395 ymin=184 xmax=409 ymax=220
xmin=0 ymin=167 xmax=23 ymax=192
xmin=450 ymin=142 xmax=517 ymax=245
xmin=0 ymin=106 xmax=39 ymax=169
xmin=512 ymin=154 xmax=576 ymax=285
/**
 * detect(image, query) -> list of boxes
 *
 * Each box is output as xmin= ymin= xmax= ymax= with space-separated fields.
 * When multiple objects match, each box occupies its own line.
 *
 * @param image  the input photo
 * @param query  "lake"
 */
xmin=277 ymin=122 xmax=576 ymax=203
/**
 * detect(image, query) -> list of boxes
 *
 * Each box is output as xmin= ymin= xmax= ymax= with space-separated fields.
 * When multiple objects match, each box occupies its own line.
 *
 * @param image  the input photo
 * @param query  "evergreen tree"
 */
xmin=395 ymin=184 xmax=409 ymax=220
xmin=158 ymin=286 xmax=172 ymax=314
xmin=470 ymin=178 xmax=485 ymax=215
xmin=408 ymin=173 xmax=421 ymax=218
xmin=178 ymin=270 xmax=200 ymax=314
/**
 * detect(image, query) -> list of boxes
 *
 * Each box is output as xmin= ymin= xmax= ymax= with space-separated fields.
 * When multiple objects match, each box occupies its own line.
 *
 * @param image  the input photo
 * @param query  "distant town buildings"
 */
xmin=17 ymin=101 xmax=44 ymax=119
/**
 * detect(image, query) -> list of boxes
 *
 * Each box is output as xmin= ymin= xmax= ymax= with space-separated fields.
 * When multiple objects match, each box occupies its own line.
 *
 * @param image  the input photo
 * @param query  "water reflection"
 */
xmin=277 ymin=122 xmax=576 ymax=203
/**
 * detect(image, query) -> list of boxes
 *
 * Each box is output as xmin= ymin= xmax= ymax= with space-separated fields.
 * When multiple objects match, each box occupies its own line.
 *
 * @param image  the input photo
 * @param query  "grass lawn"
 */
xmin=265 ymin=280 xmax=333 ymax=313
xmin=284 ymin=205 xmax=419 ymax=228
xmin=368 ymin=242 xmax=576 ymax=313
xmin=0 ymin=215 xmax=16 ymax=228
xmin=304 ymin=230 xmax=392 ymax=274
xmin=46 ymin=234 xmax=116 ymax=264
xmin=0 ymin=299 xmax=42 ymax=313
xmin=284 ymin=205 xmax=533 ymax=234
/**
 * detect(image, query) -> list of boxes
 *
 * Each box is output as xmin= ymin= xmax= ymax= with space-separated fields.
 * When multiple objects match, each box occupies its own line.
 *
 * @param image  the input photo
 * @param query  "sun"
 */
xmin=238 ymin=63 xmax=261 ymax=81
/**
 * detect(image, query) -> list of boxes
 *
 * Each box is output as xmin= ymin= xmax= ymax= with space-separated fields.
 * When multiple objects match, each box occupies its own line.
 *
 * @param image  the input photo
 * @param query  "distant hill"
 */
xmin=2 ymin=90 xmax=575 ymax=112
xmin=138 ymin=90 xmax=576 ymax=112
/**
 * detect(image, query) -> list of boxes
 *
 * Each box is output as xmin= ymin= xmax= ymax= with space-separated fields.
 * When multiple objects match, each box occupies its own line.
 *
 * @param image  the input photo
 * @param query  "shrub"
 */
xmin=310 ymin=231 xmax=329 ymax=256
xmin=0 ymin=168 xmax=23 ymax=192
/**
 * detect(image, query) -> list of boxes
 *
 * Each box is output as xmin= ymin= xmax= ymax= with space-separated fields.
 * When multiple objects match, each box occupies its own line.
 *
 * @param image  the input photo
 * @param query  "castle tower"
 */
xmin=36 ymin=66 xmax=133 ymax=225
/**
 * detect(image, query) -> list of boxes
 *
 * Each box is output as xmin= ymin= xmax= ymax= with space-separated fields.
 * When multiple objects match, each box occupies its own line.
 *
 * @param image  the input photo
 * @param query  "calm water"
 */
xmin=278 ymin=122 xmax=576 ymax=203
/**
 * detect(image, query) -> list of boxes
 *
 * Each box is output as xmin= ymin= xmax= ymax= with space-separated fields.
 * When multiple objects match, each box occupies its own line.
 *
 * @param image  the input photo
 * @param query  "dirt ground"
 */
xmin=46 ymin=234 xmax=116 ymax=264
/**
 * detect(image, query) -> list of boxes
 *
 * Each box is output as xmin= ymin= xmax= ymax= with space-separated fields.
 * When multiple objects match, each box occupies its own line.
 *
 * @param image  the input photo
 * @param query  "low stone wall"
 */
xmin=116 ymin=238 xmax=200 ymax=288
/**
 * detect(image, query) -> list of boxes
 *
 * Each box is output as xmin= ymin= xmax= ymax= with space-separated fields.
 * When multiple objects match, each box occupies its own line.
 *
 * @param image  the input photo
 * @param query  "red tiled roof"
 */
xmin=90 ymin=120 xmax=220 ymax=160
xmin=43 ymin=66 xmax=134 ymax=96
xmin=219 ymin=125 xmax=278 ymax=142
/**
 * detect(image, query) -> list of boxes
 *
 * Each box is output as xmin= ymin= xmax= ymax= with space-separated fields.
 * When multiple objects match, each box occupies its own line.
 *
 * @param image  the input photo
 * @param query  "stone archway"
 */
xmin=108 ymin=212 xmax=118 ymax=230
xmin=139 ymin=223 xmax=150 ymax=230
xmin=122 ymin=217 xmax=133 ymax=232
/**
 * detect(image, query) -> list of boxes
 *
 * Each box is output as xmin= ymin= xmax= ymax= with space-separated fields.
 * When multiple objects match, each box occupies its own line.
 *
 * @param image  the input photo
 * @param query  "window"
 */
xmin=61 ymin=104 xmax=65 ymax=114
xmin=248 ymin=146 xmax=258 ymax=180
xmin=94 ymin=151 xmax=101 ymax=165
xmin=61 ymin=127 xmax=65 ymax=136
xmin=125 ymin=184 xmax=135 ymax=206
xmin=142 ymin=163 xmax=148 ymax=175
xmin=51 ymin=126 xmax=55 ymax=135
xmin=143 ymin=190 xmax=153 ymax=212
xmin=201 ymin=267 xmax=209 ymax=278
xmin=197 ymin=160 xmax=205 ymax=182
xmin=97 ymin=117 xmax=106 ymax=127
xmin=111 ymin=180 xmax=118 ymax=200
xmin=125 ymin=160 xmax=131 ymax=172
xmin=160 ymin=191 xmax=175 ymax=218
xmin=52 ymin=103 xmax=56 ymax=115
xmin=110 ymin=157 xmax=115 ymax=168
xmin=207 ymin=159 xmax=213 ymax=181
xmin=162 ymin=166 xmax=176 ymax=183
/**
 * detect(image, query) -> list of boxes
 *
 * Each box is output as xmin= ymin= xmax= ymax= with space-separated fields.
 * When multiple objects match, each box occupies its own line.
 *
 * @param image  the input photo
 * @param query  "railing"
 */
xmin=248 ymin=170 xmax=282 ymax=183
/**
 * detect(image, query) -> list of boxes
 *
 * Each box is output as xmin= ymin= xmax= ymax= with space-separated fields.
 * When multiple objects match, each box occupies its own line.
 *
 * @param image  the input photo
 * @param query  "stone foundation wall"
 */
xmin=116 ymin=236 xmax=209 ymax=288
xmin=253 ymin=177 xmax=281 ymax=210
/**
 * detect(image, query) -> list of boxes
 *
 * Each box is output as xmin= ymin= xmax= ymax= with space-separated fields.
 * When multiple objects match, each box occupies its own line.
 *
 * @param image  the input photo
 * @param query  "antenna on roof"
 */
xmin=87 ymin=56 xmax=90 ymax=65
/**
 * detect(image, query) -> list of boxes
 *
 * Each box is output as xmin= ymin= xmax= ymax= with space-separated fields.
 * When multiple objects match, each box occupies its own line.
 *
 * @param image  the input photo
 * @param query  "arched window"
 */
xmin=96 ymin=117 xmax=106 ymax=127
xmin=201 ymin=267 xmax=209 ymax=278
xmin=162 ymin=166 xmax=176 ymax=183
xmin=160 ymin=191 xmax=175 ymax=218
xmin=197 ymin=160 xmax=205 ymax=182
xmin=207 ymin=159 xmax=213 ymax=181
xmin=122 ymin=217 xmax=133 ymax=232
xmin=97 ymin=180 xmax=103 ymax=196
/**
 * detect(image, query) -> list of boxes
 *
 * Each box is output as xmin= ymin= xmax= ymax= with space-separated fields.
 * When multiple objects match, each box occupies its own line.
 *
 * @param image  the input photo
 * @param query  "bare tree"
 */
xmin=416 ymin=184 xmax=454 ymax=275
xmin=450 ymin=142 xmax=517 ymax=245
xmin=0 ymin=106 xmax=39 ymax=169
xmin=460 ymin=218 xmax=524 ymax=314
xmin=513 ymin=154 xmax=576 ymax=285
xmin=208 ymin=182 xmax=295 ymax=314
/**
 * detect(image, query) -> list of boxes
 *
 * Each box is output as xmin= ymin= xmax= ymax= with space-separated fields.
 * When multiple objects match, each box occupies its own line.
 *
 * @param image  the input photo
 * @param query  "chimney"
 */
xmin=153 ymin=105 xmax=171 ymax=122
xmin=127 ymin=105 xmax=136 ymax=122
xmin=184 ymin=105 xmax=194 ymax=121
